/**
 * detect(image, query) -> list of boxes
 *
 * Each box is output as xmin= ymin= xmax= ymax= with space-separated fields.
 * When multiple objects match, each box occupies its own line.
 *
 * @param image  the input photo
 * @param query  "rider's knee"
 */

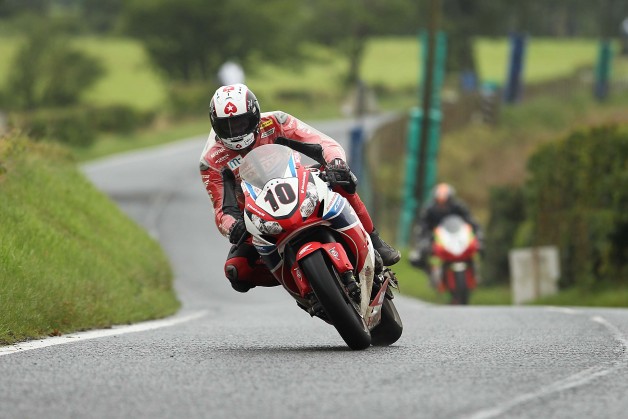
xmin=225 ymin=261 xmax=255 ymax=293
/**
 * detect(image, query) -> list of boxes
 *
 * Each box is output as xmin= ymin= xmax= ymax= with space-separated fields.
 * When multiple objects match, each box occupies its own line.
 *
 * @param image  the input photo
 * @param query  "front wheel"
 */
xmin=451 ymin=270 xmax=470 ymax=305
xmin=300 ymin=250 xmax=371 ymax=350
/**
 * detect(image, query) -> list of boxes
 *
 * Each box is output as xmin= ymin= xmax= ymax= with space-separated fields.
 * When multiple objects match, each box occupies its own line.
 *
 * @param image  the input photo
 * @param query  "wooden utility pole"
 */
xmin=415 ymin=0 xmax=442 ymax=206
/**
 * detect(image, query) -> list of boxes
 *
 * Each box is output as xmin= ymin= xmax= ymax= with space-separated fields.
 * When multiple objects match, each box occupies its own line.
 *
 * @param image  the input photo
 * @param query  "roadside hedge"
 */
xmin=523 ymin=125 xmax=628 ymax=287
xmin=483 ymin=186 xmax=526 ymax=285
xmin=13 ymin=105 xmax=156 ymax=147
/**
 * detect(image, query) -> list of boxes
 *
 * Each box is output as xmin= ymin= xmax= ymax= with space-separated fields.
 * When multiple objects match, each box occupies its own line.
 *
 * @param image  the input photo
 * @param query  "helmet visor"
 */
xmin=214 ymin=114 xmax=257 ymax=141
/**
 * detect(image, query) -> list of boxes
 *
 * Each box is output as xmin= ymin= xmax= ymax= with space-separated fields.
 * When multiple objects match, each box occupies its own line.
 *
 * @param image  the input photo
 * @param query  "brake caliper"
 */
xmin=340 ymin=271 xmax=361 ymax=304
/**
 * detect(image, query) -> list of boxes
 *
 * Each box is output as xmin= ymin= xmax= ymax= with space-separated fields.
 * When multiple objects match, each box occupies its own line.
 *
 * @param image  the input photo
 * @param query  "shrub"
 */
xmin=13 ymin=105 xmax=156 ymax=147
xmin=166 ymin=82 xmax=215 ymax=118
xmin=3 ymin=23 xmax=104 ymax=110
xmin=483 ymin=185 xmax=526 ymax=285
xmin=88 ymin=105 xmax=156 ymax=133
xmin=20 ymin=107 xmax=97 ymax=147
xmin=524 ymin=125 xmax=628 ymax=287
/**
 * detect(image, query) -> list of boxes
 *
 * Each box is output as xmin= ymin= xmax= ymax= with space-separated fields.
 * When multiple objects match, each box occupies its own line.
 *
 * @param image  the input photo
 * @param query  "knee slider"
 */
xmin=225 ymin=264 xmax=254 ymax=293
xmin=225 ymin=264 xmax=238 ymax=281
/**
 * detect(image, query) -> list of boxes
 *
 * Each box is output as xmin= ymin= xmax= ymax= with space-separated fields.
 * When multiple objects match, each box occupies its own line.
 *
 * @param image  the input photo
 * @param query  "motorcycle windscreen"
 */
xmin=239 ymin=144 xmax=297 ymax=189
xmin=435 ymin=218 xmax=473 ymax=256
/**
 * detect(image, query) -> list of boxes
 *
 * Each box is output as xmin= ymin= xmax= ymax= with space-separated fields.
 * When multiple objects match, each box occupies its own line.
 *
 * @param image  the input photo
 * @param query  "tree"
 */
xmin=80 ymin=0 xmax=124 ymax=33
xmin=442 ymin=0 xmax=480 ymax=74
xmin=3 ymin=23 xmax=104 ymax=110
xmin=0 ymin=0 xmax=47 ymax=18
xmin=120 ymin=0 xmax=306 ymax=82
xmin=304 ymin=0 xmax=421 ymax=86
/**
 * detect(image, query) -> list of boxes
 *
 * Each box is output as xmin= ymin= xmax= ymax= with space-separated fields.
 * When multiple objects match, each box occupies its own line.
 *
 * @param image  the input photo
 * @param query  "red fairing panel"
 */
xmin=433 ymin=237 xmax=479 ymax=262
xmin=290 ymin=242 xmax=354 ymax=298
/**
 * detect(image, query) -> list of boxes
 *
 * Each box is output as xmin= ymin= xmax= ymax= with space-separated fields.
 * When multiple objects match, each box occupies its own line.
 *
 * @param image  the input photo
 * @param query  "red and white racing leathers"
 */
xmin=199 ymin=111 xmax=374 ymax=288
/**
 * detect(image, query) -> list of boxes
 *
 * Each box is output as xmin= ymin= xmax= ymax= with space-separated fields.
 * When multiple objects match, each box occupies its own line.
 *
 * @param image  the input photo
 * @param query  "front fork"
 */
xmin=366 ymin=268 xmax=399 ymax=328
xmin=291 ymin=241 xmax=356 ymax=296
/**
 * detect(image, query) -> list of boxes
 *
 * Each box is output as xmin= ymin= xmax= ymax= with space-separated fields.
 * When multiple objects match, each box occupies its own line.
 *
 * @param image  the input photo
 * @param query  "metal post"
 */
xmin=422 ymin=31 xmax=446 ymax=204
xmin=503 ymin=33 xmax=527 ymax=104
xmin=349 ymin=125 xmax=364 ymax=182
xmin=398 ymin=108 xmax=422 ymax=246
xmin=594 ymin=40 xmax=612 ymax=101
xmin=415 ymin=0 xmax=441 ymax=211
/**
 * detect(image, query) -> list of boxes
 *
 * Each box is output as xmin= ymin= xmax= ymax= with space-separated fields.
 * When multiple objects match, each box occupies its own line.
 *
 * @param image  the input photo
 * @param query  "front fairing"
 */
xmin=432 ymin=215 xmax=478 ymax=261
xmin=239 ymin=144 xmax=350 ymax=249
xmin=238 ymin=144 xmax=372 ymax=302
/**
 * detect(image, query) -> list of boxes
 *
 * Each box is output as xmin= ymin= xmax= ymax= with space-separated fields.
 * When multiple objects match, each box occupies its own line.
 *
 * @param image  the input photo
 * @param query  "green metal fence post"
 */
xmin=594 ymin=39 xmax=613 ymax=101
xmin=398 ymin=107 xmax=422 ymax=246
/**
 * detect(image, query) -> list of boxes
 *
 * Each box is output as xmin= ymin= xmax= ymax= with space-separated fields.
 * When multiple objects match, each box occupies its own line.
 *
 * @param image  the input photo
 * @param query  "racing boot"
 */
xmin=370 ymin=229 xmax=401 ymax=266
xmin=373 ymin=249 xmax=383 ymax=274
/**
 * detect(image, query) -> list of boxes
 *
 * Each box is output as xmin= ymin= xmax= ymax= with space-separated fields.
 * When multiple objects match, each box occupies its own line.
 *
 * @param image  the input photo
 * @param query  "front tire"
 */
xmin=300 ymin=250 xmax=371 ymax=350
xmin=452 ymin=270 xmax=470 ymax=305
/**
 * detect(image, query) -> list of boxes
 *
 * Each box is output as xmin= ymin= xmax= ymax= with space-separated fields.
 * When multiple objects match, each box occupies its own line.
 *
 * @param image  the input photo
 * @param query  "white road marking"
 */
xmin=545 ymin=306 xmax=579 ymax=315
xmin=465 ymin=315 xmax=628 ymax=419
xmin=591 ymin=315 xmax=628 ymax=349
xmin=0 ymin=310 xmax=207 ymax=357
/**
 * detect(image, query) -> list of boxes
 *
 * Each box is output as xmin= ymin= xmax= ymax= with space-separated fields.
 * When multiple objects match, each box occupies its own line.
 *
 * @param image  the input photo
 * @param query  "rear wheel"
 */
xmin=370 ymin=298 xmax=403 ymax=346
xmin=300 ymin=250 xmax=371 ymax=350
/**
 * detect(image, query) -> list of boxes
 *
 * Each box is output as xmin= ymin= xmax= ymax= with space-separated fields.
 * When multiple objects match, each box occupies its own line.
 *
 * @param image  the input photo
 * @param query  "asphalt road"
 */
xmin=1 ymin=118 xmax=627 ymax=419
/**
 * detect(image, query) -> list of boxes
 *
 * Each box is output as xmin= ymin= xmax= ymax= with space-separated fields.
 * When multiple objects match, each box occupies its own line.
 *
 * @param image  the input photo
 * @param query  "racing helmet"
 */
xmin=209 ymin=84 xmax=260 ymax=151
xmin=433 ymin=182 xmax=455 ymax=205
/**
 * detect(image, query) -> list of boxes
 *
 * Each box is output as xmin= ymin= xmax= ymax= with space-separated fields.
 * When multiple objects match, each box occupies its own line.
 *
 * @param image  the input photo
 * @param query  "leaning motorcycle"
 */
xmin=230 ymin=139 xmax=403 ymax=350
xmin=430 ymin=215 xmax=480 ymax=305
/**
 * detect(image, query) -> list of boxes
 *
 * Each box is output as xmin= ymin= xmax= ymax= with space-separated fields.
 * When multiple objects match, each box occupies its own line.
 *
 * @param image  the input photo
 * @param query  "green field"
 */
xmin=0 ymin=35 xmax=615 ymax=113
xmin=0 ymin=36 xmax=165 ymax=110
xmin=77 ymin=37 xmax=167 ymax=110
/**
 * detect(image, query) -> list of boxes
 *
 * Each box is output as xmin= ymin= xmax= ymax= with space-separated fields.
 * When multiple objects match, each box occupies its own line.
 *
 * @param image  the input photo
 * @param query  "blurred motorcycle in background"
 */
xmin=429 ymin=215 xmax=480 ymax=304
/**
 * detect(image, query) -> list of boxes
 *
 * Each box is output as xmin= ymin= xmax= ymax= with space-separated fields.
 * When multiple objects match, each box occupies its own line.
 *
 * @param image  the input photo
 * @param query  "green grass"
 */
xmin=0 ymin=134 xmax=180 ymax=345
xmin=76 ymin=37 xmax=167 ymax=111
xmin=73 ymin=117 xmax=211 ymax=162
xmin=476 ymin=37 xmax=602 ymax=84
xmin=59 ymin=35 xmax=612 ymax=162
xmin=0 ymin=36 xmax=20 ymax=86
xmin=0 ymin=35 xmax=166 ymax=111
xmin=530 ymin=284 xmax=628 ymax=307
xmin=0 ymin=35 xmax=608 ymax=114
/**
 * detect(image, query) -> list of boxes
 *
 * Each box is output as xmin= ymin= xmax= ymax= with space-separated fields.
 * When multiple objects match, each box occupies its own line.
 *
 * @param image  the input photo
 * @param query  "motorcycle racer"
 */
xmin=409 ymin=183 xmax=484 ymax=272
xmin=200 ymin=83 xmax=400 ymax=293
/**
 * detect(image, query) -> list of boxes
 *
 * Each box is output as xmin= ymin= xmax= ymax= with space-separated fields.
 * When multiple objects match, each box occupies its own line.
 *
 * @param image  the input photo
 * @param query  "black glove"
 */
xmin=228 ymin=218 xmax=247 ymax=245
xmin=326 ymin=158 xmax=358 ymax=194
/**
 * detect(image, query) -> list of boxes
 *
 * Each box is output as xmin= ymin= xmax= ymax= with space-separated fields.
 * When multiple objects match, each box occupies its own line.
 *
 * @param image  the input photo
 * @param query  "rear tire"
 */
xmin=370 ymin=298 xmax=403 ymax=346
xmin=300 ymin=250 xmax=371 ymax=350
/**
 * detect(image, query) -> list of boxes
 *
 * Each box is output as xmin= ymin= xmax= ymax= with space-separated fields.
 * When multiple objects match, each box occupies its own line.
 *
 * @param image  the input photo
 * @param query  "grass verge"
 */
xmin=530 ymin=284 xmax=628 ymax=307
xmin=73 ymin=117 xmax=210 ymax=162
xmin=0 ymin=133 xmax=180 ymax=345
